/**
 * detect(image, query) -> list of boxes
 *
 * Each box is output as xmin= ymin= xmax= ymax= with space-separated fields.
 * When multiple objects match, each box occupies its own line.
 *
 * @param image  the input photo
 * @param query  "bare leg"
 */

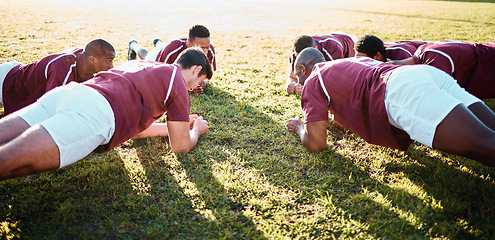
xmin=433 ymin=104 xmax=495 ymax=166
xmin=0 ymin=115 xmax=30 ymax=146
xmin=468 ymin=102 xmax=495 ymax=131
xmin=0 ymin=124 xmax=60 ymax=180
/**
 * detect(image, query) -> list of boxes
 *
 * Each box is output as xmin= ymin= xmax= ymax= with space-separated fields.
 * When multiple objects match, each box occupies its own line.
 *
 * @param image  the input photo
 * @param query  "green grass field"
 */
xmin=1 ymin=0 xmax=495 ymax=239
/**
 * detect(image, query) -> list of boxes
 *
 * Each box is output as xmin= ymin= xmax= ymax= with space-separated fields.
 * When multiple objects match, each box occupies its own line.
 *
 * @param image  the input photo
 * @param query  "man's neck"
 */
xmin=76 ymin=54 xmax=93 ymax=82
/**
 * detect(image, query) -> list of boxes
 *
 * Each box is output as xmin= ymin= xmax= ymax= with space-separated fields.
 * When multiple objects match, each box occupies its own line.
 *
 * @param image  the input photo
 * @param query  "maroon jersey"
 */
xmin=412 ymin=40 xmax=495 ymax=99
xmin=84 ymin=61 xmax=190 ymax=153
xmin=468 ymin=41 xmax=495 ymax=98
xmin=301 ymin=57 xmax=411 ymax=150
xmin=289 ymin=33 xmax=356 ymax=71
xmin=384 ymin=41 xmax=424 ymax=60
xmin=397 ymin=40 xmax=429 ymax=49
xmin=2 ymin=48 xmax=84 ymax=115
xmin=156 ymin=38 xmax=216 ymax=71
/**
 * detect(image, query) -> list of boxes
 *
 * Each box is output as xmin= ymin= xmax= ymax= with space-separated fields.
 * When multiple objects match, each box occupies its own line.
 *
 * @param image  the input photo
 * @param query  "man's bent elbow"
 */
xmin=307 ymin=144 xmax=327 ymax=152
xmin=171 ymin=144 xmax=195 ymax=153
xmin=303 ymin=141 xmax=327 ymax=152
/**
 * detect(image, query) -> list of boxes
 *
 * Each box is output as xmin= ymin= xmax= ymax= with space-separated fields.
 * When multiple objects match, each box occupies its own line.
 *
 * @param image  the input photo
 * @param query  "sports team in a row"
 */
xmin=1 ymin=24 xmax=495 ymax=181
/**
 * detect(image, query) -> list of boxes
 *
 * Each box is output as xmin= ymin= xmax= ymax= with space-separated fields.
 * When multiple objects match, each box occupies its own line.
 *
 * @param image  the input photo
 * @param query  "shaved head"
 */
xmin=84 ymin=39 xmax=114 ymax=57
xmin=294 ymin=48 xmax=325 ymax=84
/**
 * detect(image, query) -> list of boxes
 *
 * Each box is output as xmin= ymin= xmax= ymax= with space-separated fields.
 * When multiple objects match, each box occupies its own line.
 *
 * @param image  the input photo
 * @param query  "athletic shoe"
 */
xmin=153 ymin=39 xmax=162 ymax=47
xmin=128 ymin=40 xmax=137 ymax=60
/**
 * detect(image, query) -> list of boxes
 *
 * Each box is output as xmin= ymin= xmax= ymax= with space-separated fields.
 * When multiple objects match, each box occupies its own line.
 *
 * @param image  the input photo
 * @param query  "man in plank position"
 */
xmin=355 ymin=36 xmax=495 ymax=99
xmin=287 ymin=48 xmax=495 ymax=166
xmin=286 ymin=33 xmax=357 ymax=95
xmin=354 ymin=34 xmax=428 ymax=61
xmin=393 ymin=40 xmax=495 ymax=99
xmin=0 ymin=39 xmax=115 ymax=115
xmin=128 ymin=24 xmax=216 ymax=94
xmin=0 ymin=48 xmax=212 ymax=181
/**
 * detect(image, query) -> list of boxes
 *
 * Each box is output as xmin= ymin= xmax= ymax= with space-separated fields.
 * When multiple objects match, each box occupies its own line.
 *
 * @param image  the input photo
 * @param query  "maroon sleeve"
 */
xmin=385 ymin=43 xmax=416 ymax=60
xmin=45 ymin=55 xmax=75 ymax=91
xmin=165 ymin=74 xmax=190 ymax=122
xmin=320 ymin=40 xmax=344 ymax=61
xmin=209 ymin=44 xmax=216 ymax=71
xmin=301 ymin=76 xmax=329 ymax=123
xmin=420 ymin=51 xmax=454 ymax=76
xmin=157 ymin=40 xmax=183 ymax=63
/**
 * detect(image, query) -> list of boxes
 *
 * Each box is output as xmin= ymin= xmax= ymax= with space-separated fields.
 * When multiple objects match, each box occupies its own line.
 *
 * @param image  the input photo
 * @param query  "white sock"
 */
xmin=130 ymin=42 xmax=141 ymax=52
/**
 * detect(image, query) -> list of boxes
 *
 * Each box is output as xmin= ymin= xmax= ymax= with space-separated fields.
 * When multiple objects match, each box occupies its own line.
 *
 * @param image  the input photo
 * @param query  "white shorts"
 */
xmin=384 ymin=65 xmax=481 ymax=147
xmin=0 ymin=61 xmax=21 ymax=104
xmin=14 ymin=82 xmax=115 ymax=168
xmin=145 ymin=42 xmax=166 ymax=61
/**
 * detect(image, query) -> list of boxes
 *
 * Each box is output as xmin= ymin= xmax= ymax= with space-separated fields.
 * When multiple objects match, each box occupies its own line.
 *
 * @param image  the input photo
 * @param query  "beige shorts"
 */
xmin=15 ymin=82 xmax=115 ymax=168
xmin=384 ymin=65 xmax=481 ymax=147
xmin=0 ymin=61 xmax=21 ymax=104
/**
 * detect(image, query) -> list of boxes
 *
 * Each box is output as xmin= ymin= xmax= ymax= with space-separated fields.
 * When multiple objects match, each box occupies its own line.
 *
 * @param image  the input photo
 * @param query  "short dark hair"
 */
xmin=294 ymin=35 xmax=315 ymax=54
xmin=176 ymin=47 xmax=213 ymax=79
xmin=355 ymin=34 xmax=385 ymax=58
xmin=188 ymin=25 xmax=210 ymax=40
xmin=84 ymin=39 xmax=115 ymax=57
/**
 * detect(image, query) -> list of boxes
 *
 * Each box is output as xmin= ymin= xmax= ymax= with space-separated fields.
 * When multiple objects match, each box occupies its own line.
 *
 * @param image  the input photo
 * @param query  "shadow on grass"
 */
xmin=2 ymin=86 xmax=495 ymax=239
xmin=180 ymin=85 xmax=495 ymax=238
xmin=385 ymin=145 xmax=495 ymax=238
xmin=0 ymin=152 xmax=138 ymax=239
xmin=0 ymin=142 xmax=264 ymax=239
xmin=128 ymin=138 xmax=265 ymax=239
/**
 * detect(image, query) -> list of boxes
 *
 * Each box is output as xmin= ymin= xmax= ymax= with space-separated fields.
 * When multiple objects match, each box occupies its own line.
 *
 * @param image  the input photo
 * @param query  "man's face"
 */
xmin=295 ymin=65 xmax=306 ymax=85
xmin=184 ymin=65 xmax=207 ymax=90
xmin=189 ymin=37 xmax=211 ymax=55
xmin=188 ymin=73 xmax=207 ymax=91
xmin=93 ymin=50 xmax=115 ymax=72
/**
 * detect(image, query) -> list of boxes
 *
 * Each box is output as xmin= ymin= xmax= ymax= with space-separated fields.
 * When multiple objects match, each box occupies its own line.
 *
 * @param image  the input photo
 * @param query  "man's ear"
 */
xmin=193 ymin=65 xmax=203 ymax=76
xmin=90 ymin=55 xmax=95 ymax=63
xmin=300 ymin=65 xmax=307 ymax=76
xmin=373 ymin=52 xmax=383 ymax=61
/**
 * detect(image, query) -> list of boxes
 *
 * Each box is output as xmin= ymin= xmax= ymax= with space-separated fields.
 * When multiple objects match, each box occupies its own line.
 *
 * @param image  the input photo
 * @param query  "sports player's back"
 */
xmin=411 ymin=40 xmax=495 ymax=99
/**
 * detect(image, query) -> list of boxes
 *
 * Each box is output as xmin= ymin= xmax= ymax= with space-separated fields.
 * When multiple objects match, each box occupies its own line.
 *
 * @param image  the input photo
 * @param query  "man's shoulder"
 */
xmin=384 ymin=42 xmax=416 ymax=53
xmin=161 ymin=38 xmax=187 ymax=55
xmin=313 ymin=33 xmax=355 ymax=44
xmin=116 ymin=60 xmax=173 ymax=73
xmin=60 ymin=47 xmax=83 ymax=54
xmin=316 ymin=35 xmax=344 ymax=49
xmin=167 ymin=38 xmax=187 ymax=46
xmin=417 ymin=41 xmax=474 ymax=59
xmin=421 ymin=40 xmax=469 ymax=50
xmin=312 ymin=34 xmax=333 ymax=39
xmin=39 ymin=51 xmax=77 ymax=70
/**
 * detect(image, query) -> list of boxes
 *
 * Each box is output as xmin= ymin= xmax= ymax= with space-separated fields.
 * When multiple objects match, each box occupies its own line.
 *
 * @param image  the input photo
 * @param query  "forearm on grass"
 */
xmin=133 ymin=123 xmax=168 ymax=139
